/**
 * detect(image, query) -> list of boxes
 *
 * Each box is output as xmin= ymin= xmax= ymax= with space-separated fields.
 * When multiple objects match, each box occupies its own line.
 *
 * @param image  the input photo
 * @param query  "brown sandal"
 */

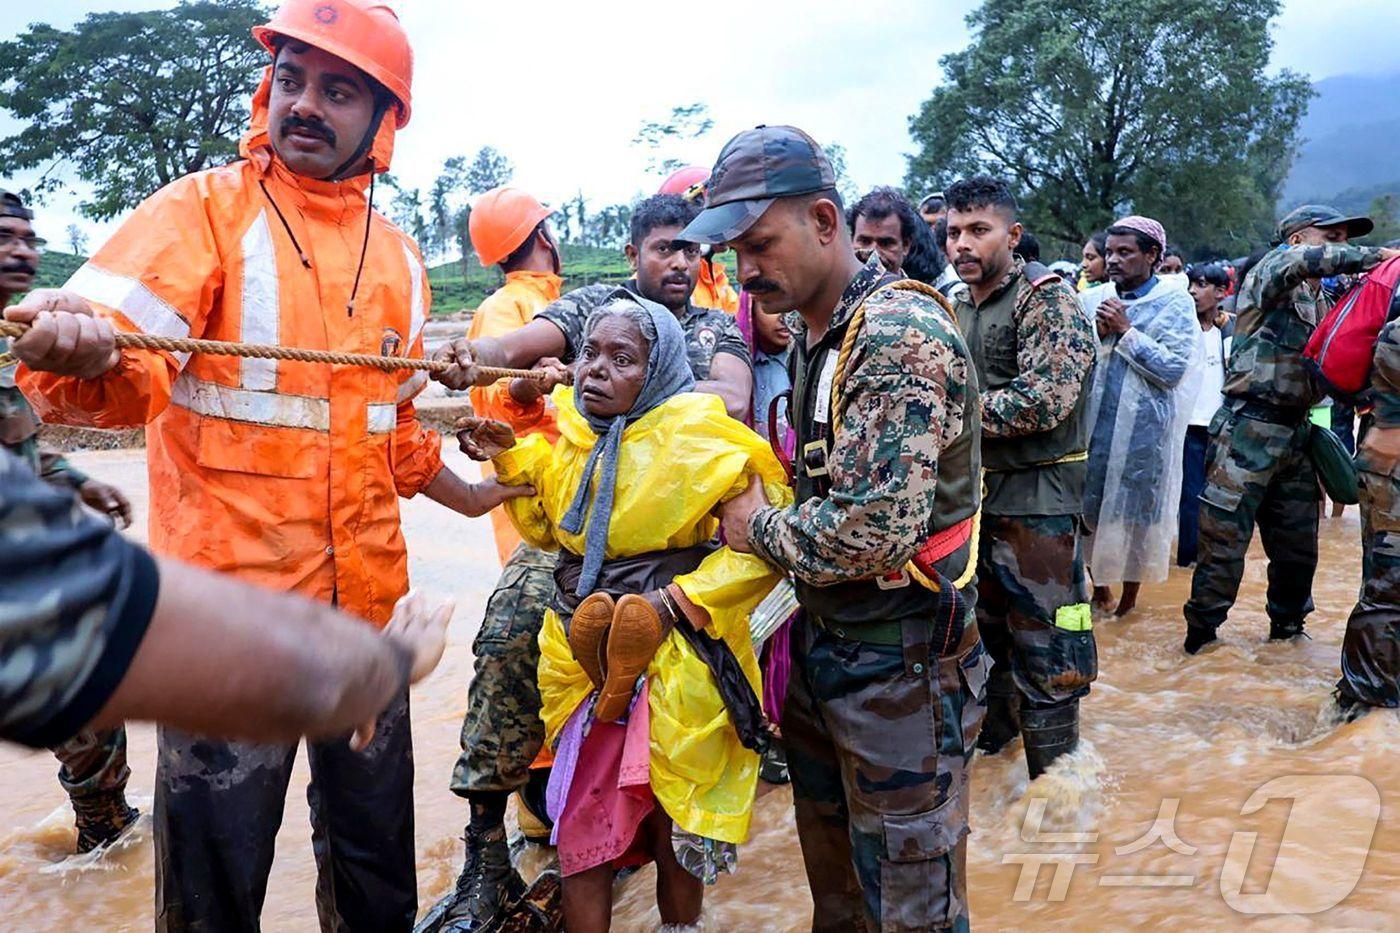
xmin=595 ymin=594 xmax=671 ymax=722
xmin=568 ymin=592 xmax=614 ymax=690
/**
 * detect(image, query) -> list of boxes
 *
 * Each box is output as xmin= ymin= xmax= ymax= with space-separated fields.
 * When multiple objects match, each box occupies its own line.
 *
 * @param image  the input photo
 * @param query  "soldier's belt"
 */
xmin=810 ymin=612 xmax=980 ymax=652
xmin=1232 ymin=398 xmax=1310 ymax=425
xmin=983 ymin=450 xmax=1088 ymax=473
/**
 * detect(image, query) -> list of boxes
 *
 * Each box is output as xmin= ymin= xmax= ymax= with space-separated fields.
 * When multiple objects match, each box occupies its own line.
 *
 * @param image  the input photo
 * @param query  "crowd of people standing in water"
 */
xmin=3 ymin=1 xmax=1400 ymax=931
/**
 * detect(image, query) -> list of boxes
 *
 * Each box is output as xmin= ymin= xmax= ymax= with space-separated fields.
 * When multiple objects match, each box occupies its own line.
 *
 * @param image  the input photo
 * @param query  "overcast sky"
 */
xmin=4 ymin=0 xmax=1399 ymax=250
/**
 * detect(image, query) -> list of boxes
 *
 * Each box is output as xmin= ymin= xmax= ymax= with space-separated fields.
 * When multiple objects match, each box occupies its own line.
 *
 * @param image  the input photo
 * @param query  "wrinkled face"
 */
xmin=945 ymin=204 xmax=1020 ymax=287
xmin=1081 ymin=240 xmax=1106 ymax=281
xmin=852 ymin=212 xmax=910 ymax=274
xmin=1289 ymin=225 xmax=1349 ymax=247
xmin=752 ymin=300 xmax=792 ymax=355
xmin=268 ymin=42 xmax=379 ymax=180
xmin=626 ymin=225 xmax=700 ymax=312
xmin=1189 ymin=279 xmax=1224 ymax=316
xmin=1105 ymin=233 xmax=1158 ymax=289
xmin=1159 ymin=254 xmax=1185 ymax=275
xmin=0 ymin=215 xmax=41 ymax=298
xmin=731 ymin=196 xmax=839 ymax=316
xmin=578 ymin=315 xmax=649 ymax=418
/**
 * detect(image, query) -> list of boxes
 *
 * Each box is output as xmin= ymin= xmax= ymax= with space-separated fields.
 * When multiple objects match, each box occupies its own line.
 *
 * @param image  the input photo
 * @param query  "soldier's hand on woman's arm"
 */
xmin=719 ymin=474 xmax=770 ymax=553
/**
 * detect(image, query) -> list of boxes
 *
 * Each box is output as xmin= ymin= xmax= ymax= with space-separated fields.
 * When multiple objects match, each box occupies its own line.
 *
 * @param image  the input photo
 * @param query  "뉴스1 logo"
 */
xmin=314 ymin=4 xmax=339 ymax=25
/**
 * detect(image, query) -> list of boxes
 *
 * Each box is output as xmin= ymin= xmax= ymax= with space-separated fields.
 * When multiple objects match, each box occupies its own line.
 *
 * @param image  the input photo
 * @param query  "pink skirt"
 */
xmin=551 ymin=683 xmax=656 ymax=877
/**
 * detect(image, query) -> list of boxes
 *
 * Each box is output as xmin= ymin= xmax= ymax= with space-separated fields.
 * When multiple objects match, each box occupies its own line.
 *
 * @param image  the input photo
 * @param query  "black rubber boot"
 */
xmin=1268 ymin=618 xmax=1308 ymax=641
xmin=1183 ymin=624 xmax=1218 ymax=655
xmin=72 ymin=791 xmax=139 ymax=854
xmin=976 ymin=670 xmax=1022 ymax=755
xmin=1021 ymin=702 xmax=1079 ymax=780
xmin=759 ymin=740 xmax=791 ymax=784
xmin=435 ymin=825 xmax=527 ymax=933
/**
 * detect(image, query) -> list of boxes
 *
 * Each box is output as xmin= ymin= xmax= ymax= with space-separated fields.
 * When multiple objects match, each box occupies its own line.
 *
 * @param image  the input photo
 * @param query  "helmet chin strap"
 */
xmin=326 ymin=94 xmax=392 ymax=182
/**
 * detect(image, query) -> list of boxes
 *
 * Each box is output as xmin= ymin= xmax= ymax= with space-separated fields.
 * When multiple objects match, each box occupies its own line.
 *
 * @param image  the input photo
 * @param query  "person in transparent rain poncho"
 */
xmin=1080 ymin=217 xmax=1204 ymax=616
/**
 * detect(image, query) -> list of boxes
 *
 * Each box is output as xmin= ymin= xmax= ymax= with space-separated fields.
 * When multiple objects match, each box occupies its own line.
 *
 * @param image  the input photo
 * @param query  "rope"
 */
xmin=0 ymin=321 xmax=550 ymax=383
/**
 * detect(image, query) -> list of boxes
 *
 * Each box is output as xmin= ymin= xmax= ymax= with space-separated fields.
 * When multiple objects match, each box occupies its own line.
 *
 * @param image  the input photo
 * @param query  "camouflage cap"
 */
xmin=0 ymin=191 xmax=32 ymax=221
xmin=1276 ymin=204 xmax=1373 ymax=244
xmin=679 ymin=125 xmax=837 ymax=244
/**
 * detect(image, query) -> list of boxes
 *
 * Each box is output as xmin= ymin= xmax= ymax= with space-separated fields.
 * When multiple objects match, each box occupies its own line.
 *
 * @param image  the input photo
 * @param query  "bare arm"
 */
xmin=432 ymin=318 xmax=568 ymax=390
xmin=422 ymin=466 xmax=535 ymax=518
xmin=696 ymin=351 xmax=754 ymax=421
xmin=89 ymin=558 xmax=424 ymax=743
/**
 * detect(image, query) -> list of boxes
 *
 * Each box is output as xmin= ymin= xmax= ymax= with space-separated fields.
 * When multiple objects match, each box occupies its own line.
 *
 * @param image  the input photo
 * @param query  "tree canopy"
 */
xmin=0 ymin=0 xmax=268 ymax=221
xmin=904 ymin=0 xmax=1312 ymax=256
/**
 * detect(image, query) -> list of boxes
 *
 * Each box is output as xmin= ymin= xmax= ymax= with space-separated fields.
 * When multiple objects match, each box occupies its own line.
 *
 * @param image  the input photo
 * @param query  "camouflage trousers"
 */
xmin=153 ymin=693 xmax=416 ymax=932
xmin=976 ymin=514 xmax=1097 ymax=709
xmin=1184 ymin=404 xmax=1319 ymax=633
xmin=784 ymin=610 xmax=989 ymax=932
xmin=1338 ymin=458 xmax=1400 ymax=707
xmin=53 ymin=726 xmax=130 ymax=800
xmin=450 ymin=544 xmax=555 ymax=797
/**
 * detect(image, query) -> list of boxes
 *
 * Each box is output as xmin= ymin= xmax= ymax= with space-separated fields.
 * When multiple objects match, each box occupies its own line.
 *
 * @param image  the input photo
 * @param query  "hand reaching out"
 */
xmin=454 ymin=416 xmax=517 ymax=461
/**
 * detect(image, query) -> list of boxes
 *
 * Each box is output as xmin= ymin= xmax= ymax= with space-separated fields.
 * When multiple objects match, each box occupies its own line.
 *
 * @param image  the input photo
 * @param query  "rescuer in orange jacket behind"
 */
xmin=9 ymin=1 xmax=528 ymax=928
xmin=658 ymin=166 xmax=739 ymax=314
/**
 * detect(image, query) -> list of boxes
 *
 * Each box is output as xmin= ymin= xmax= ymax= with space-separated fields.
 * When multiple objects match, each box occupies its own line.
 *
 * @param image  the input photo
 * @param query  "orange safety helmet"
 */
xmin=470 ymin=187 xmax=555 ymax=267
xmin=252 ymin=0 xmax=414 ymax=128
xmin=658 ymin=166 xmax=710 ymax=201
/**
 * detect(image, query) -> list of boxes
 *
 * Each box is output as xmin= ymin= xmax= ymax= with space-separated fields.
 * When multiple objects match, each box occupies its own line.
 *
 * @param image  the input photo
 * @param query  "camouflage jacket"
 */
xmin=1370 ymin=292 xmax=1400 ymax=429
xmin=0 ymin=445 xmax=159 ymax=748
xmin=0 ymin=351 xmax=85 ymax=487
xmin=951 ymin=260 xmax=1095 ymax=439
xmin=750 ymin=257 xmax=978 ymax=589
xmin=1226 ymin=244 xmax=1384 ymax=411
xmin=535 ymin=280 xmax=750 ymax=380
xmin=951 ymin=261 xmax=1095 ymax=516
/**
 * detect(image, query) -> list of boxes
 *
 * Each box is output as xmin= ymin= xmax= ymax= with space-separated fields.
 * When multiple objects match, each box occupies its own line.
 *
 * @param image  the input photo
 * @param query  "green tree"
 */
xmin=633 ymin=102 xmax=713 ymax=176
xmin=824 ymin=141 xmax=860 ymax=207
xmin=65 ymin=223 xmax=89 ymax=257
xmin=904 ymin=0 xmax=1312 ymax=255
xmin=383 ymin=175 xmax=429 ymax=249
xmin=0 ymin=0 xmax=268 ymax=221
xmin=464 ymin=146 xmax=514 ymax=196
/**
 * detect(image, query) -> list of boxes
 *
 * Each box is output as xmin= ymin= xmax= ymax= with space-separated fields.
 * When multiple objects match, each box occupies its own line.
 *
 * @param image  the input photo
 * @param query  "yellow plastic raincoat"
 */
xmin=492 ymin=386 xmax=792 ymax=843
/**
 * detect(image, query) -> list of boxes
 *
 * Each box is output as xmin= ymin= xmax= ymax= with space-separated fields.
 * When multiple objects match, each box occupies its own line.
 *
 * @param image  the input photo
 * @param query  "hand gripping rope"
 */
xmin=0 ymin=321 xmax=550 ymax=383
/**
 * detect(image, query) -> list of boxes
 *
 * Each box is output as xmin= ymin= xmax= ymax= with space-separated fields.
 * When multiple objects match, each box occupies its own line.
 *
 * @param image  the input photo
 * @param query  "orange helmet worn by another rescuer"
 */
xmin=470 ymin=187 xmax=554 ymax=267
xmin=658 ymin=166 xmax=710 ymax=202
xmin=252 ymin=0 xmax=414 ymax=128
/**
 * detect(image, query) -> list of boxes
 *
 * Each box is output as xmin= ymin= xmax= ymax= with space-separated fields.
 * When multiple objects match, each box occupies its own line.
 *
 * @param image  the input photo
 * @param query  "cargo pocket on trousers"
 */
xmin=881 ymin=796 xmax=968 ymax=929
xmin=956 ymin=644 xmax=991 ymax=754
xmin=1041 ymin=624 xmax=1098 ymax=699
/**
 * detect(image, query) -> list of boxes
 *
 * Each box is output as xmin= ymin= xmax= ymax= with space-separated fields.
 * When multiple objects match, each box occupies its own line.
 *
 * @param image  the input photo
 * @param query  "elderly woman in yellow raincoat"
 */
xmin=456 ymin=288 xmax=791 ymax=931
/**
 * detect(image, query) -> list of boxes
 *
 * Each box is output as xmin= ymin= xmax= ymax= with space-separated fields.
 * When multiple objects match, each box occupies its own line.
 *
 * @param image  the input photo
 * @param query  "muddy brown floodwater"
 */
xmin=2 ymin=447 xmax=1396 ymax=929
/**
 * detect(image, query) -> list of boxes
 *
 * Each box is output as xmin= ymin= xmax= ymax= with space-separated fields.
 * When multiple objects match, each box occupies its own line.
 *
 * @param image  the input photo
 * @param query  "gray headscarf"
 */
xmin=559 ymin=288 xmax=696 ymax=595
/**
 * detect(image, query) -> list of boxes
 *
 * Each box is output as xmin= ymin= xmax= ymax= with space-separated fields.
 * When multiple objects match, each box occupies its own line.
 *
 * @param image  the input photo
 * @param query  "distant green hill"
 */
xmin=33 ymin=250 xmax=85 ymax=289
xmin=30 ymin=243 xmax=633 ymax=316
xmin=428 ymin=242 xmax=632 ymax=315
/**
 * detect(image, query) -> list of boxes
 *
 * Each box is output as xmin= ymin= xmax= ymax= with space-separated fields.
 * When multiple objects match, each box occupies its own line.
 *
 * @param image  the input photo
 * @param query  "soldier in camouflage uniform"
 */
xmin=428 ymin=194 xmax=755 ymax=932
xmin=944 ymin=176 xmax=1099 ymax=779
xmin=0 ymin=190 xmax=141 ymax=853
xmin=1337 ymin=278 xmax=1400 ymax=709
xmin=695 ymin=126 xmax=988 ymax=932
xmin=1184 ymin=206 xmax=1398 ymax=654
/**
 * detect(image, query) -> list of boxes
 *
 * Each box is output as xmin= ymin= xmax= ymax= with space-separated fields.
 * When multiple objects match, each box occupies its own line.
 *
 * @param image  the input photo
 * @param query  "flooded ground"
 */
xmin=2 ymin=446 xmax=1395 ymax=929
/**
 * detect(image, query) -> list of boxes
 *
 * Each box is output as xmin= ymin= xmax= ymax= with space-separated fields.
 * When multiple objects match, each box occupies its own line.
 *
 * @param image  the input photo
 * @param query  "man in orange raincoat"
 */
xmin=12 ymin=2 xmax=526 ymax=928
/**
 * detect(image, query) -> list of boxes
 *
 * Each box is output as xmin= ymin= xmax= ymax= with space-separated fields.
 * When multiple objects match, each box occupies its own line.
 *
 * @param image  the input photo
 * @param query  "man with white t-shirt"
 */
xmin=1178 ymin=264 xmax=1233 ymax=566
